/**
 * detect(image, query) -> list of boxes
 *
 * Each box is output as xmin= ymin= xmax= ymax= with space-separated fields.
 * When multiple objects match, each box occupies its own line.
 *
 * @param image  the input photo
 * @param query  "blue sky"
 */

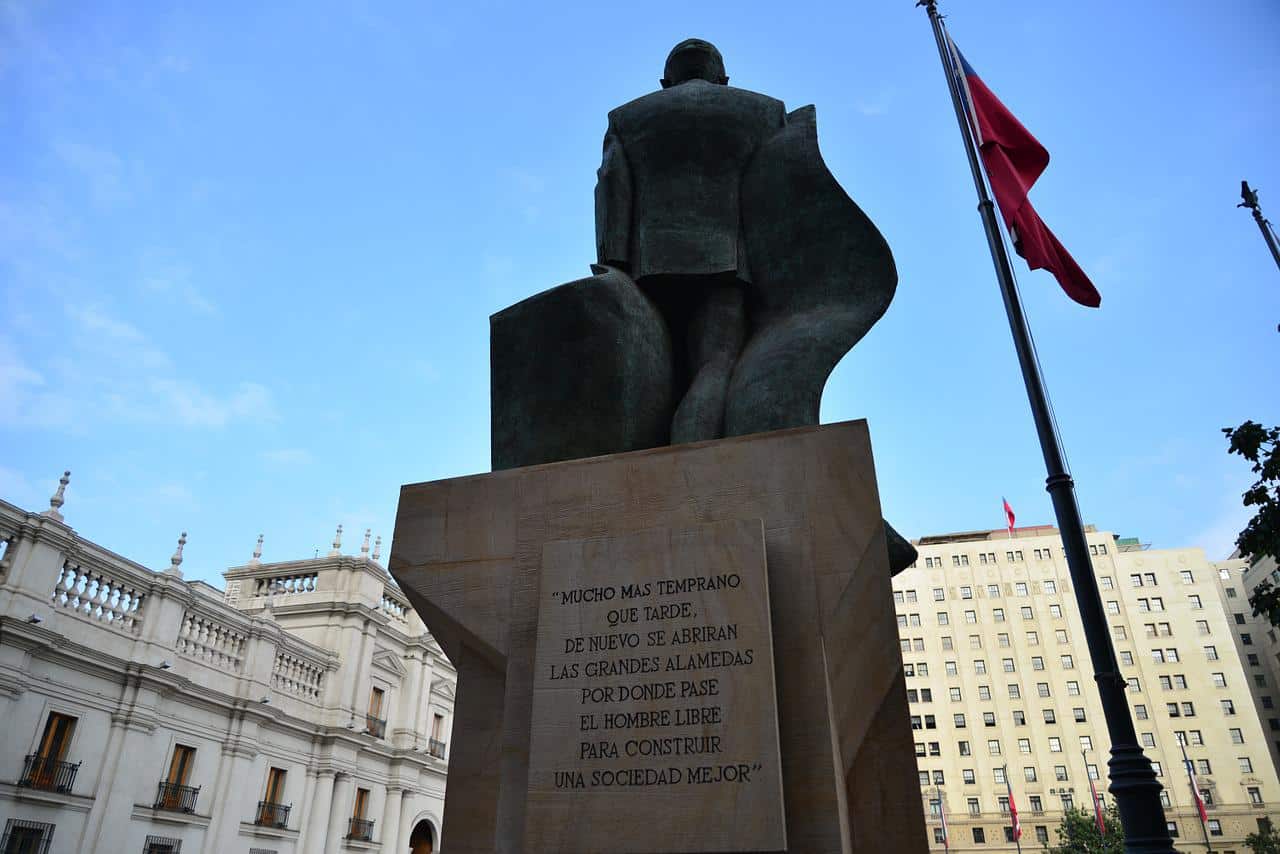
xmin=2 ymin=0 xmax=1277 ymax=588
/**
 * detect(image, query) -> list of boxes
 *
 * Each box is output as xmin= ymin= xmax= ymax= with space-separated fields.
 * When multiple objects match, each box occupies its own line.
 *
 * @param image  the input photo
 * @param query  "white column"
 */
xmin=379 ymin=785 xmax=404 ymax=854
xmin=323 ymin=772 xmax=354 ymax=854
xmin=298 ymin=769 xmax=336 ymax=853
xmin=396 ymin=789 xmax=417 ymax=852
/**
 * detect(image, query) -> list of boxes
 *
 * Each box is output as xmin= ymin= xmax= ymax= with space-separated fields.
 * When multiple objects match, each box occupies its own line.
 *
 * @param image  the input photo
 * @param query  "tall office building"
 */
xmin=895 ymin=525 xmax=1280 ymax=851
xmin=1220 ymin=555 xmax=1280 ymax=783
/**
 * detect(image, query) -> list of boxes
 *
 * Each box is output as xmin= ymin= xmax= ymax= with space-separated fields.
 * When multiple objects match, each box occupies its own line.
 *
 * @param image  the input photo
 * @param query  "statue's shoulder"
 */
xmin=609 ymin=82 xmax=784 ymax=132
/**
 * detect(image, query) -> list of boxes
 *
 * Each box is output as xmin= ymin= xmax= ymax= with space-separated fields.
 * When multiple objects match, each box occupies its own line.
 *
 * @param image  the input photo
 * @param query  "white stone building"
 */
xmin=0 ymin=474 xmax=454 ymax=854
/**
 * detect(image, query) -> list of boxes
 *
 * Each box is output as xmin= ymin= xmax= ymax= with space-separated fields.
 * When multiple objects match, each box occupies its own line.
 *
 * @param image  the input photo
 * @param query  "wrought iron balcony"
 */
xmin=428 ymin=738 xmax=447 ymax=759
xmin=255 ymin=800 xmax=291 ymax=828
xmin=347 ymin=817 xmax=375 ymax=841
xmin=365 ymin=714 xmax=386 ymax=739
xmin=154 ymin=781 xmax=200 ymax=813
xmin=18 ymin=754 xmax=80 ymax=793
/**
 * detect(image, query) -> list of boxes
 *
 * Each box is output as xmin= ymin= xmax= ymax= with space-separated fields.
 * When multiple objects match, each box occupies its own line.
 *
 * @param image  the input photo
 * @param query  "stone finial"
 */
xmin=373 ymin=535 xmax=382 ymax=562
xmin=251 ymin=533 xmax=264 ymax=564
xmin=328 ymin=524 xmax=343 ymax=556
xmin=361 ymin=528 xmax=372 ymax=557
xmin=42 ymin=470 xmax=71 ymax=521
xmin=168 ymin=531 xmax=187 ymax=576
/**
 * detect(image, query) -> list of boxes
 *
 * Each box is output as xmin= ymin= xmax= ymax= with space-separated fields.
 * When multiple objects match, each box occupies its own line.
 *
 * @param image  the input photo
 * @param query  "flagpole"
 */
xmin=1085 ymin=749 xmax=1106 ymax=838
xmin=1239 ymin=181 xmax=1280 ymax=273
xmin=1179 ymin=740 xmax=1214 ymax=852
xmin=1003 ymin=764 xmax=1022 ymax=854
xmin=936 ymin=786 xmax=949 ymax=853
xmin=918 ymin=3 xmax=1174 ymax=852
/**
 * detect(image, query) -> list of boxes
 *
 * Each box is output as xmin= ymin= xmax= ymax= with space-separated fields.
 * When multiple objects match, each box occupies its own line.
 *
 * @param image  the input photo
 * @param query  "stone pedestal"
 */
xmin=390 ymin=421 xmax=927 ymax=853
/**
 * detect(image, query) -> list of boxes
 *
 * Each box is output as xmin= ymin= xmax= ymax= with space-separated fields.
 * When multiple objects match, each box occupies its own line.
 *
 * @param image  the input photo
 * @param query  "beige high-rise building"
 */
xmin=1218 ymin=555 xmax=1280 ymax=782
xmin=894 ymin=525 xmax=1280 ymax=852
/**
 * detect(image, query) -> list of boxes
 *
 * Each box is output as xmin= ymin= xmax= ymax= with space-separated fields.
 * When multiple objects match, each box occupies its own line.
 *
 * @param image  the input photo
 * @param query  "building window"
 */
xmin=1142 ymin=732 xmax=1155 ymax=747
xmin=1024 ymin=766 xmax=1036 ymax=782
xmin=894 ymin=591 xmax=904 ymax=604
xmin=993 ymin=608 xmax=1005 ymax=622
xmin=918 ymin=770 xmax=928 ymax=785
xmin=1044 ymin=580 xmax=1057 ymax=594
xmin=979 ymin=686 xmax=992 ymax=700
xmin=1114 ymin=625 xmax=1127 ymax=640
xmin=998 ymin=633 xmax=1011 ymax=648
xmin=1067 ymin=681 xmax=1080 ymax=696
xmin=942 ymin=636 xmax=954 ymax=650
xmin=1080 ymin=735 xmax=1093 ymax=751
xmin=1231 ymin=728 xmax=1245 ymax=744
xmin=1127 ymin=678 xmax=1141 ymax=693
xmin=1055 ymin=629 xmax=1068 ymax=643
xmin=1018 ymin=738 xmax=1031 ymax=754
xmin=1120 ymin=651 xmax=1134 ymax=666
xmin=144 ymin=835 xmax=183 ymax=854
xmin=1205 ymin=645 xmax=1218 ymax=661
xmin=0 ymin=819 xmax=55 ymax=854
xmin=946 ymin=661 xmax=958 ymax=676
xmin=1015 ymin=583 xmax=1028 ymax=597
xmin=1036 ymin=825 xmax=1050 ymax=843
xmin=1222 ymin=700 xmax=1237 ymax=716
xmin=983 ymin=712 xmax=996 ymax=727
xmin=1020 ymin=606 xmax=1034 ymax=620
xmin=1152 ymin=761 xmax=1163 ymax=777
xmin=1008 ymin=684 xmax=1020 ymax=699
xmin=933 ymin=587 xmax=945 ymax=600
xmin=955 ymin=714 xmax=966 ymax=728
xmin=950 ymin=687 xmax=962 ymax=701
xmin=1026 ymin=631 xmax=1039 ymax=646
xmin=989 ymin=740 xmax=1001 ymax=756
xmin=22 ymin=711 xmax=78 ymax=793
xmin=1055 ymin=765 xmax=1068 ymax=781
xmin=157 ymin=744 xmax=197 ymax=812
xmin=965 ymin=611 xmax=977 ymax=624
xmin=1073 ymin=707 xmax=1086 ymax=723
xmin=933 ymin=770 xmax=945 ymax=785
xmin=937 ymin=612 xmax=949 ymax=625
xmin=974 ymin=660 xmax=987 ymax=675
xmin=987 ymin=583 xmax=1000 ymax=597
xmin=1135 ymin=704 xmax=1148 ymax=720
xmin=1048 ymin=737 xmax=1062 ymax=752
xmin=1167 ymin=822 xmax=1179 ymax=838
xmin=963 ymin=769 xmax=976 ymax=784
xmin=1061 ymin=655 xmax=1074 ymax=669
xmin=1188 ymin=594 xmax=1202 ymax=609
xmin=1100 ymin=573 xmax=1113 ymax=588
xmin=959 ymin=741 xmax=971 ymax=756
xmin=366 ymin=687 xmax=387 ymax=738
xmin=1003 ymin=658 xmax=1016 ymax=673
xmin=257 ymin=767 xmax=289 ymax=827
xmin=1044 ymin=709 xmax=1056 ymax=724
xmin=1249 ymin=787 xmax=1264 ymax=806
xmin=1207 ymin=819 xmax=1222 ymax=837
xmin=961 ymin=585 xmax=973 ymax=599
xmin=969 ymin=798 xmax=981 ymax=815
xmin=1037 ymin=683 xmax=1050 ymax=698
xmin=1240 ymin=757 xmax=1254 ymax=773
xmin=1012 ymin=710 xmax=1026 ymax=726
xmin=1049 ymin=605 xmax=1062 ymax=618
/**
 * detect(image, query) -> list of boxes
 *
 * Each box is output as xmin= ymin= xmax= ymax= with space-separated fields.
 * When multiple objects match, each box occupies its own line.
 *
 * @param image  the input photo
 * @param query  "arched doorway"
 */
xmin=409 ymin=819 xmax=434 ymax=854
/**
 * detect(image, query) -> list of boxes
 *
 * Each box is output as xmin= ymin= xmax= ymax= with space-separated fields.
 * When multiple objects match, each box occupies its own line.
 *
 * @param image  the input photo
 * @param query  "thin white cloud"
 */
xmin=149 ymin=379 xmax=277 ymax=428
xmin=53 ymin=140 xmax=131 ymax=205
xmin=139 ymin=251 xmax=218 ymax=316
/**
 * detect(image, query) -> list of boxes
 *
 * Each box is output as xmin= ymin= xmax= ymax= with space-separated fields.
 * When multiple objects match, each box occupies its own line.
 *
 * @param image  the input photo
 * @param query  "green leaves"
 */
xmin=1224 ymin=421 xmax=1280 ymax=626
xmin=1045 ymin=804 xmax=1125 ymax=853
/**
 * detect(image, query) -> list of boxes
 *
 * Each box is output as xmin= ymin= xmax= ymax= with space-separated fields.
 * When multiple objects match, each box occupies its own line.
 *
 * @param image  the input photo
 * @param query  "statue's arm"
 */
xmin=594 ymin=119 xmax=632 ymax=271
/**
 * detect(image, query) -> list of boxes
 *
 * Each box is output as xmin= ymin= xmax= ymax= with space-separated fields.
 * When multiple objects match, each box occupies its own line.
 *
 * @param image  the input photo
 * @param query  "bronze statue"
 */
xmin=490 ymin=38 xmax=914 ymax=569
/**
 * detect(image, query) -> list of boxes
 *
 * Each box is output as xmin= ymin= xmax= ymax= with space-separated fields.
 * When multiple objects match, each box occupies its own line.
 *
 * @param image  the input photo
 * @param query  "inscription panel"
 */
xmin=525 ymin=518 xmax=786 ymax=853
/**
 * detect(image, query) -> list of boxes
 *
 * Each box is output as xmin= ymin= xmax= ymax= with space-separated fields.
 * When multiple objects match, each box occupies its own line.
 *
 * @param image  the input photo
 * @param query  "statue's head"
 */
xmin=661 ymin=39 xmax=728 ymax=89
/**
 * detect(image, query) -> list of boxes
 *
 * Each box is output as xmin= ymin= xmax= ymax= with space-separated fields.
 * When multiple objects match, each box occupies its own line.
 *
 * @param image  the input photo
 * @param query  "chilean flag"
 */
xmin=1002 ymin=497 xmax=1016 ymax=534
xmin=1186 ymin=758 xmax=1209 ymax=823
xmin=1088 ymin=773 xmax=1106 ymax=836
xmin=1005 ymin=775 xmax=1022 ymax=841
xmin=945 ymin=35 xmax=1102 ymax=308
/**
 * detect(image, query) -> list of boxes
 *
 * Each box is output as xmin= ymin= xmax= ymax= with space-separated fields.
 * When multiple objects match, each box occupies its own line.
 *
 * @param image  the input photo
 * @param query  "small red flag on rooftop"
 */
xmin=1002 ymin=497 xmax=1016 ymax=535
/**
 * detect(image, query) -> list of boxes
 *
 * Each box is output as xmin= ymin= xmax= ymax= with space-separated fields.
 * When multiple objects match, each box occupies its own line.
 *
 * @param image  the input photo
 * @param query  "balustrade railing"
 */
xmin=253 ymin=572 xmax=317 ymax=597
xmin=176 ymin=611 xmax=247 ymax=673
xmin=154 ymin=781 xmax=200 ymax=813
xmin=380 ymin=592 xmax=408 ymax=622
xmin=428 ymin=738 xmax=447 ymax=759
xmin=347 ymin=817 xmax=375 ymax=841
xmin=255 ymin=800 xmax=291 ymax=828
xmin=50 ymin=561 xmax=145 ymax=633
xmin=271 ymin=648 xmax=325 ymax=701
xmin=18 ymin=754 xmax=80 ymax=793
